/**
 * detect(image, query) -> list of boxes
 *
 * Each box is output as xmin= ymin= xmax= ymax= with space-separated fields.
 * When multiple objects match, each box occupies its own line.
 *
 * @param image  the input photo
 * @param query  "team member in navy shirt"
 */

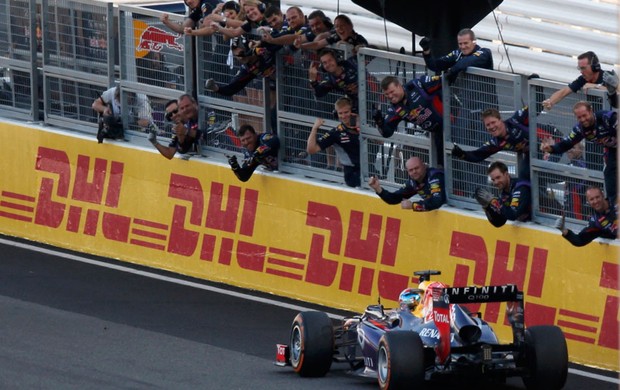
xmin=368 ymin=156 xmax=446 ymax=212
xmin=453 ymin=107 xmax=530 ymax=180
xmin=307 ymin=97 xmax=361 ymax=187
xmin=474 ymin=162 xmax=531 ymax=228
xmin=555 ymin=186 xmax=617 ymax=246
xmin=419 ymin=28 xmax=493 ymax=84
xmin=227 ymin=125 xmax=280 ymax=182
xmin=309 ymin=49 xmax=359 ymax=112
xmin=541 ymin=94 xmax=617 ymax=204
xmin=543 ymin=51 xmax=607 ymax=111
xmin=374 ymin=75 xmax=444 ymax=164
xmin=160 ymin=0 xmax=221 ymax=33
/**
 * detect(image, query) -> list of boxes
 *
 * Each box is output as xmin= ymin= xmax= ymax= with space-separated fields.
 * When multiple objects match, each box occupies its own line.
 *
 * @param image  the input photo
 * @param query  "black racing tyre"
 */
xmin=377 ymin=331 xmax=425 ymax=390
xmin=522 ymin=325 xmax=568 ymax=390
xmin=289 ymin=311 xmax=334 ymax=377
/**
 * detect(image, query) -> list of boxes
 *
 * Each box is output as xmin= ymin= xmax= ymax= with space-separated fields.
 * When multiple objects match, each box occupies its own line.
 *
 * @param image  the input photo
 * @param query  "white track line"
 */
xmin=2 ymin=237 xmax=619 ymax=383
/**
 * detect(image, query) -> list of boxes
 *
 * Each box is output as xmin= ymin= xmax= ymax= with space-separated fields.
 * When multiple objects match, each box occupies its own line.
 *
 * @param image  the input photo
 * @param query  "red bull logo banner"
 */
xmin=133 ymin=20 xmax=184 ymax=58
xmin=0 ymin=123 xmax=618 ymax=370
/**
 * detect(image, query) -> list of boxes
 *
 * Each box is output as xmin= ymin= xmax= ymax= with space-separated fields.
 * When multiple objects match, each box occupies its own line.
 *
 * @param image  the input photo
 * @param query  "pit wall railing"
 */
xmin=0 ymin=1 xmax=611 ymax=229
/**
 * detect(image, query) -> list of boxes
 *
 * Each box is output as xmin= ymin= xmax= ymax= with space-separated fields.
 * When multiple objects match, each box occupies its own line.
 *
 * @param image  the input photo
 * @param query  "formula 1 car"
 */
xmin=275 ymin=270 xmax=568 ymax=389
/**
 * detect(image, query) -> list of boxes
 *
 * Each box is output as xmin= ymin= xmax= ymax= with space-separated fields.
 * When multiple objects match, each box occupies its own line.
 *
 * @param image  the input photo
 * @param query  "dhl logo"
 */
xmin=0 ymin=146 xmax=617 ymax=353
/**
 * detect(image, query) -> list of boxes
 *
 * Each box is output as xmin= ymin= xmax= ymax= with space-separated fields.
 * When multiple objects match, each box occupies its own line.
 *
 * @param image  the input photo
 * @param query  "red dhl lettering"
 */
xmin=0 ymin=147 xmax=616 ymax=352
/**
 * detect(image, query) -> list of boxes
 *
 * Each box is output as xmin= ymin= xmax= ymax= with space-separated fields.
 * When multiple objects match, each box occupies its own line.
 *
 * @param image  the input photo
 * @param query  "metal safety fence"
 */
xmin=41 ymin=0 xmax=115 ymax=132
xmin=0 ymin=0 xmax=40 ymax=120
xmin=0 ymin=0 xmax=611 ymax=230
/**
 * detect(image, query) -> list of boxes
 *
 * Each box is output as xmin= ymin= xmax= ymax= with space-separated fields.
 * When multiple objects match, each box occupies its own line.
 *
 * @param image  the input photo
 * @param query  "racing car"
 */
xmin=275 ymin=270 xmax=568 ymax=389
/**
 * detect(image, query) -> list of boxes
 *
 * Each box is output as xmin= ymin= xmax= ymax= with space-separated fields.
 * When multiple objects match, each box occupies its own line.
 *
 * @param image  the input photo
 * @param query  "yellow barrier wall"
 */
xmin=1 ymin=122 xmax=618 ymax=370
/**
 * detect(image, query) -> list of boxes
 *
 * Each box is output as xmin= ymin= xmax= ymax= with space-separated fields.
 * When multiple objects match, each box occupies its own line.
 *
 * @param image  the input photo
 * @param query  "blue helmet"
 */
xmin=398 ymin=288 xmax=423 ymax=311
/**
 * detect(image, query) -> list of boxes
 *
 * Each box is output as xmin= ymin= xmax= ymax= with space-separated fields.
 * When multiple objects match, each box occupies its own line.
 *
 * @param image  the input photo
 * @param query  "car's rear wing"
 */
xmin=431 ymin=284 xmax=525 ymax=364
xmin=442 ymin=284 xmax=522 ymax=303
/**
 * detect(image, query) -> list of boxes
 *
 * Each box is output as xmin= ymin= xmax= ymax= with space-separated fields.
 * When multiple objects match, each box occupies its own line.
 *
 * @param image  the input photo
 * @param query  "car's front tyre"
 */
xmin=290 ymin=311 xmax=334 ymax=377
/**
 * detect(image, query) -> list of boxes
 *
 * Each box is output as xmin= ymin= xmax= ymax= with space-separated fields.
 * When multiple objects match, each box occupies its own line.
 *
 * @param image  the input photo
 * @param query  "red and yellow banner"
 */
xmin=0 ymin=122 xmax=618 ymax=370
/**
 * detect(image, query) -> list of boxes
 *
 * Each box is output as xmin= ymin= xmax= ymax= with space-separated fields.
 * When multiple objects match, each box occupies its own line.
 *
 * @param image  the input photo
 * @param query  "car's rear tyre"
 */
xmin=289 ymin=311 xmax=334 ymax=377
xmin=377 ymin=331 xmax=425 ymax=390
xmin=522 ymin=325 xmax=568 ymax=390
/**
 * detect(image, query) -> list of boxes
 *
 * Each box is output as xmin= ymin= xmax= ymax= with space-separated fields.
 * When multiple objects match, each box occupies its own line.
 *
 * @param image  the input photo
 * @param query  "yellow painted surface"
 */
xmin=0 ymin=122 xmax=618 ymax=370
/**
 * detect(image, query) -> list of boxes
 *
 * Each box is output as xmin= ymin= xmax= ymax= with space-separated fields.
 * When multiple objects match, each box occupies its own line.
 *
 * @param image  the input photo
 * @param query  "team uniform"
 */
xmin=484 ymin=178 xmax=531 ymax=228
xmin=325 ymin=30 xmax=368 ymax=51
xmin=188 ymin=0 xmax=221 ymax=26
xmin=423 ymin=44 xmax=493 ymax=83
xmin=460 ymin=107 xmax=530 ymax=179
xmin=168 ymin=119 xmax=202 ymax=154
xmin=316 ymin=122 xmax=361 ymax=187
xmin=563 ymin=203 xmax=617 ymax=246
xmin=213 ymin=19 xmax=278 ymax=96
xmin=310 ymin=57 xmax=359 ymax=112
xmin=379 ymin=75 xmax=443 ymax=138
xmin=549 ymin=109 xmax=617 ymax=203
xmin=375 ymin=168 xmax=446 ymax=211
xmin=232 ymin=133 xmax=280 ymax=182
xmin=567 ymin=72 xmax=604 ymax=93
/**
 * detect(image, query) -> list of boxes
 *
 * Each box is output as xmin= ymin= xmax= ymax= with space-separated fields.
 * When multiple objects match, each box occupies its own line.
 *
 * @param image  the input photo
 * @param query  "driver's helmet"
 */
xmin=418 ymin=280 xmax=432 ymax=293
xmin=398 ymin=288 xmax=423 ymax=311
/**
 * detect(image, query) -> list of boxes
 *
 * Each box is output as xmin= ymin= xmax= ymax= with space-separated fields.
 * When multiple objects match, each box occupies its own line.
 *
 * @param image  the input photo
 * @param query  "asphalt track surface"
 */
xmin=0 ymin=235 xmax=618 ymax=389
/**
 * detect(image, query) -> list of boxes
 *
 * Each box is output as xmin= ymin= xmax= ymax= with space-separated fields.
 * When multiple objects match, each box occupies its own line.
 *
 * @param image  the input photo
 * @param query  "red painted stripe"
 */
xmin=563 ymin=332 xmax=595 ymax=344
xmin=265 ymin=268 xmax=303 ymax=280
xmin=129 ymin=239 xmax=165 ymax=251
xmin=557 ymin=320 xmax=598 ymax=333
xmin=558 ymin=309 xmax=599 ymax=322
xmin=132 ymin=218 xmax=169 ymax=230
xmin=599 ymin=262 xmax=619 ymax=290
xmin=131 ymin=228 xmax=167 ymax=241
xmin=1 ymin=191 xmax=35 ymax=202
xmin=0 ymin=201 xmax=34 ymax=212
xmin=267 ymin=257 xmax=305 ymax=270
xmin=0 ymin=211 xmax=32 ymax=222
xmin=269 ymin=247 xmax=306 ymax=258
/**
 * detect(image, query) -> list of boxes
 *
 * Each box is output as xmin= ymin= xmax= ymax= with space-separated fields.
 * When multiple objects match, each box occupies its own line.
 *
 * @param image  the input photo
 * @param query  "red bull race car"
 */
xmin=275 ymin=270 xmax=568 ymax=389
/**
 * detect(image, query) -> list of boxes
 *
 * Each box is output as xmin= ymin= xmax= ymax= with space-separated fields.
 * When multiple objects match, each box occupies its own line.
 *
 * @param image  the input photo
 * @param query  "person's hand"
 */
xmin=313 ymin=118 xmax=325 ymax=127
xmin=160 ymin=13 xmax=169 ymax=23
xmin=603 ymin=69 xmax=618 ymax=94
xmin=372 ymin=107 xmax=384 ymax=127
xmin=474 ymin=187 xmax=495 ymax=208
xmin=419 ymin=37 xmax=431 ymax=52
xmin=554 ymin=215 xmax=566 ymax=233
xmin=400 ymin=200 xmax=413 ymax=210
xmin=452 ymin=143 xmax=465 ymax=159
xmin=184 ymin=27 xmax=193 ymax=35
xmin=445 ymin=70 xmax=458 ymax=84
xmin=368 ymin=176 xmax=381 ymax=192
xmin=308 ymin=62 xmax=319 ymax=82
xmin=227 ymin=155 xmax=240 ymax=171
xmin=542 ymin=98 xmax=553 ymax=111
xmin=147 ymin=129 xmax=157 ymax=145
xmin=540 ymin=137 xmax=554 ymax=153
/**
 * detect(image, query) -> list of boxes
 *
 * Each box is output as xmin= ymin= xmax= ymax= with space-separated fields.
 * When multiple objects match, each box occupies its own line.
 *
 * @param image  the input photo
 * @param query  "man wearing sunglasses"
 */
xmin=149 ymin=95 xmax=202 ymax=159
xmin=542 ymin=51 xmax=615 ymax=111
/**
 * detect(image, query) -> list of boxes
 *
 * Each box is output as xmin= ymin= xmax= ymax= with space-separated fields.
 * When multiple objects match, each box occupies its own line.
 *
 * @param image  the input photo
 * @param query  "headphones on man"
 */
xmin=317 ymin=48 xmax=344 ymax=72
xmin=585 ymin=51 xmax=601 ymax=72
xmin=257 ymin=1 xmax=266 ymax=13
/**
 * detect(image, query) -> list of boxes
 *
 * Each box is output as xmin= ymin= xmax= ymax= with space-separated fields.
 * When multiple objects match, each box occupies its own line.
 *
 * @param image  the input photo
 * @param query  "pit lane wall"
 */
xmin=1 ymin=121 xmax=618 ymax=371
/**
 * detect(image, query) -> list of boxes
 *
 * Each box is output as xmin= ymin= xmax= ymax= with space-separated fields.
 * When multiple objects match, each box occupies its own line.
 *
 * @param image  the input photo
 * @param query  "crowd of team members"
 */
xmin=129 ymin=0 xmax=616 ymax=246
